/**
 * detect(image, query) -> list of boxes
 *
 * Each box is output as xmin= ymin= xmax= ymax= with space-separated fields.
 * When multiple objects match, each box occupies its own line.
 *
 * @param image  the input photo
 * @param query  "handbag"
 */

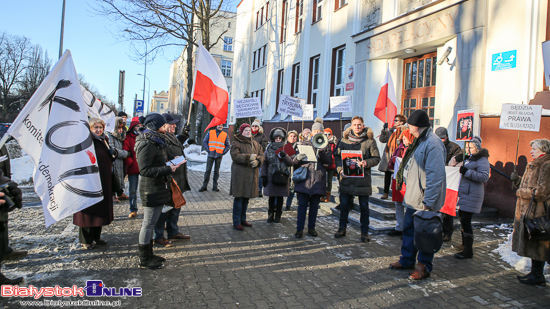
xmin=292 ymin=166 xmax=307 ymax=183
xmin=413 ymin=210 xmax=443 ymax=254
xmin=170 ymin=178 xmax=186 ymax=209
xmin=271 ymin=159 xmax=289 ymax=186
xmin=524 ymin=189 xmax=550 ymax=241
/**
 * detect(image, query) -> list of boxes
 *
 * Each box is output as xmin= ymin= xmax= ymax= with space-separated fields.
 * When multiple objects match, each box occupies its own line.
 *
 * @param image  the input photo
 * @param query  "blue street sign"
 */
xmin=492 ymin=50 xmax=516 ymax=71
xmin=134 ymin=100 xmax=144 ymax=113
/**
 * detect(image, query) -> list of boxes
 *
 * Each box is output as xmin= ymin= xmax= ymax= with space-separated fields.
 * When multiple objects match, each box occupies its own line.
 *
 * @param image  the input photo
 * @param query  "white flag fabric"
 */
xmin=7 ymin=50 xmax=103 ymax=227
xmin=81 ymin=85 xmax=116 ymax=133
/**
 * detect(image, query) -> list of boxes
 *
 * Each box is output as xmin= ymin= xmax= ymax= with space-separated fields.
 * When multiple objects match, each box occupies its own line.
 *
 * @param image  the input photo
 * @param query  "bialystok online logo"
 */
xmin=1 ymin=280 xmax=142 ymax=299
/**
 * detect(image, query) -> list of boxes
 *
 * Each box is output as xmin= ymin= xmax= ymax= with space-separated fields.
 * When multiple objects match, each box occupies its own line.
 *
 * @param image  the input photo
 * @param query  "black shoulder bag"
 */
xmin=524 ymin=189 xmax=550 ymax=241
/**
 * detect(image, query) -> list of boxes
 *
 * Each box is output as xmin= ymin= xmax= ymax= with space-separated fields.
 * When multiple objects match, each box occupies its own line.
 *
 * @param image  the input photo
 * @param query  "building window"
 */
xmin=228 ymin=22 xmax=231 ymax=28
xmin=265 ymin=2 xmax=269 ymax=21
xmin=312 ymin=0 xmax=322 ymax=23
xmin=221 ymin=60 xmax=232 ymax=77
xmin=332 ymin=46 xmax=346 ymax=96
xmin=402 ymin=52 xmax=437 ymax=126
xmin=276 ymin=69 xmax=284 ymax=111
xmin=223 ymin=37 xmax=233 ymax=52
xmin=252 ymin=89 xmax=265 ymax=106
xmin=256 ymin=11 xmax=260 ymax=29
xmin=252 ymin=51 xmax=257 ymax=71
xmin=295 ymin=0 xmax=303 ymax=33
xmin=160 ymin=103 xmax=164 ymax=110
xmin=309 ymin=55 xmax=320 ymax=107
xmin=281 ymin=0 xmax=287 ymax=42
xmin=291 ymin=63 xmax=300 ymax=97
xmin=252 ymin=45 xmax=267 ymax=71
xmin=335 ymin=0 xmax=347 ymax=10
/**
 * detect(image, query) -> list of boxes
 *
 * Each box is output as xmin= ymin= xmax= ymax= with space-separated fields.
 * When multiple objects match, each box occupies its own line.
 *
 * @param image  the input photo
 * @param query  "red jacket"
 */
xmin=123 ymin=118 xmax=141 ymax=175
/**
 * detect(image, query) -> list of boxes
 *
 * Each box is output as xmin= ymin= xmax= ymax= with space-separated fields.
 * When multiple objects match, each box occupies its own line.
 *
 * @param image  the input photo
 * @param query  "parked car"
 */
xmin=0 ymin=123 xmax=11 ymax=139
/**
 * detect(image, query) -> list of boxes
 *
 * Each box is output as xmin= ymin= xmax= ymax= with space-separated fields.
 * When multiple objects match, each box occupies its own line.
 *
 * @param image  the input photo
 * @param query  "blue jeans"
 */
xmin=398 ymin=207 xmax=434 ymax=273
xmin=296 ymin=193 xmax=321 ymax=231
xmin=128 ymin=174 xmax=139 ymax=213
xmin=232 ymin=197 xmax=249 ymax=226
xmin=153 ymin=207 xmax=181 ymax=240
xmin=202 ymin=156 xmax=222 ymax=189
xmin=139 ymin=206 xmax=162 ymax=245
xmin=339 ymin=193 xmax=370 ymax=233
xmin=286 ymin=191 xmax=295 ymax=207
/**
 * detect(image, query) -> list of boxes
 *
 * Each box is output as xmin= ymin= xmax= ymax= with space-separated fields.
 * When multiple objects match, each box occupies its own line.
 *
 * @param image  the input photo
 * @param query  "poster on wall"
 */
xmin=456 ymin=109 xmax=474 ymax=141
xmin=330 ymin=96 xmax=352 ymax=113
xmin=277 ymin=94 xmax=305 ymax=117
xmin=341 ymin=150 xmax=364 ymax=178
xmin=499 ymin=104 xmax=542 ymax=132
xmin=292 ymin=104 xmax=314 ymax=121
xmin=234 ymin=97 xmax=262 ymax=119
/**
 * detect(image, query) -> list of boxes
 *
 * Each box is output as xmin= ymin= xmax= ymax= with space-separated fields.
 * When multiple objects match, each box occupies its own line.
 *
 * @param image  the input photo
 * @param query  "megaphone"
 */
xmin=312 ymin=133 xmax=329 ymax=149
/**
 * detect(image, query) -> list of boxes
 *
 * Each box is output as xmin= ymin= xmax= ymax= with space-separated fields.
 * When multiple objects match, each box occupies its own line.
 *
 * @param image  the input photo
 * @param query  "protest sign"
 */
xmin=278 ymin=94 xmax=305 ymax=117
xmin=234 ymin=97 xmax=262 ymax=118
xmin=330 ymin=96 xmax=352 ymax=113
xmin=341 ymin=150 xmax=364 ymax=178
xmin=292 ymin=104 xmax=313 ymax=121
xmin=499 ymin=104 xmax=542 ymax=132
xmin=456 ymin=109 xmax=474 ymax=141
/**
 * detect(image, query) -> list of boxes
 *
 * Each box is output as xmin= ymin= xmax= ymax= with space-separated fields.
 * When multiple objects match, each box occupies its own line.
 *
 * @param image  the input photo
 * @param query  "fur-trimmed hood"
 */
xmin=111 ymin=117 xmax=127 ymax=141
xmin=469 ymin=148 xmax=490 ymax=161
xmin=342 ymin=126 xmax=374 ymax=140
xmin=268 ymin=127 xmax=287 ymax=142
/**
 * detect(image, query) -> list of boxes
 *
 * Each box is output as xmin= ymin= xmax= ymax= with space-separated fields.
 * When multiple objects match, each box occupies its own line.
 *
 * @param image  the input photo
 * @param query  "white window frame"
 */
xmin=334 ymin=47 xmax=346 ymax=96
xmin=296 ymin=0 xmax=303 ymax=33
xmin=221 ymin=60 xmax=232 ymax=77
xmin=313 ymin=0 xmax=322 ymax=23
xmin=311 ymin=56 xmax=320 ymax=107
xmin=223 ymin=37 xmax=233 ymax=52
xmin=292 ymin=63 xmax=300 ymax=97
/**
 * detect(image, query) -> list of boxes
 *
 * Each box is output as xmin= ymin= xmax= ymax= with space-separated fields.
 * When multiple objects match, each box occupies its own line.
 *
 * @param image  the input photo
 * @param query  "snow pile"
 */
xmin=184 ymin=144 xmax=233 ymax=172
xmin=10 ymin=152 xmax=34 ymax=185
xmin=493 ymin=233 xmax=531 ymax=273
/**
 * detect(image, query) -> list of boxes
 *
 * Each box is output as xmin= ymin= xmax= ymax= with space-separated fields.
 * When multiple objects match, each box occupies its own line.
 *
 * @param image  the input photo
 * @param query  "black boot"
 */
xmin=138 ymin=244 xmax=163 ymax=269
xmin=519 ymin=260 xmax=546 ymax=286
xmin=149 ymin=240 xmax=166 ymax=263
xmin=454 ymin=233 xmax=473 ymax=259
xmin=455 ymin=230 xmax=465 ymax=252
xmin=267 ymin=202 xmax=275 ymax=223
xmin=0 ymin=273 xmax=23 ymax=285
xmin=274 ymin=204 xmax=283 ymax=223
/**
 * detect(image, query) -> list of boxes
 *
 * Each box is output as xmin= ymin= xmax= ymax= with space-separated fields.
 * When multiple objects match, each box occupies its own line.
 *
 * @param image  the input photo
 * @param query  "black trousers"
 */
xmin=79 ymin=227 xmax=102 ymax=245
xmin=458 ymin=210 xmax=473 ymax=234
xmin=383 ymin=171 xmax=392 ymax=194
xmin=442 ymin=213 xmax=455 ymax=236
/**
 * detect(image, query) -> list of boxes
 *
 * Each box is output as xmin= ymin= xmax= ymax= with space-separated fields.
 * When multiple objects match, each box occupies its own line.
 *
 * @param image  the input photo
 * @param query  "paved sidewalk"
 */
xmin=1 ymin=171 xmax=549 ymax=308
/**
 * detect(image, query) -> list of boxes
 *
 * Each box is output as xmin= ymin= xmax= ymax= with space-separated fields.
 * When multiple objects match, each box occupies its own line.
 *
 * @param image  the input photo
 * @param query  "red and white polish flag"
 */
xmin=193 ymin=43 xmax=229 ymax=130
xmin=374 ymin=64 xmax=398 ymax=127
xmin=440 ymin=166 xmax=461 ymax=217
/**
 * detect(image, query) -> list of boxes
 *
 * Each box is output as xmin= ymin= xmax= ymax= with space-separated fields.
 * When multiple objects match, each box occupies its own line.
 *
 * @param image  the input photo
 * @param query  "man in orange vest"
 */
xmin=199 ymin=124 xmax=230 ymax=192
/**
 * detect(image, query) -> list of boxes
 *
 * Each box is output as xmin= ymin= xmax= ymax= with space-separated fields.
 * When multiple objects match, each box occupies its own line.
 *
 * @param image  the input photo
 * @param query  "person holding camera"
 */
xmin=0 ymin=170 xmax=24 ymax=285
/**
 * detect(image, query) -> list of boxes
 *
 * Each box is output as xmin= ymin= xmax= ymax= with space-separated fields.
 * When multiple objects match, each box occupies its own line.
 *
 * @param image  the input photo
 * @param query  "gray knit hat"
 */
xmin=312 ymin=117 xmax=324 ymax=131
xmin=471 ymin=136 xmax=482 ymax=151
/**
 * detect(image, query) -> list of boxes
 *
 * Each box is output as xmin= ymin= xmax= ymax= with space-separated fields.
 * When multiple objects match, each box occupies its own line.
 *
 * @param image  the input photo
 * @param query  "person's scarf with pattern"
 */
xmin=396 ymin=128 xmax=428 ymax=190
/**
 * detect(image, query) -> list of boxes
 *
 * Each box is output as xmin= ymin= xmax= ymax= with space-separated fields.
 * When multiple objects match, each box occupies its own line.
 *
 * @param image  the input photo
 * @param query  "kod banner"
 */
xmin=7 ymin=50 xmax=103 ymax=227
xmin=330 ymin=96 xmax=352 ymax=113
xmin=234 ymin=97 xmax=262 ymax=118
xmin=81 ymin=85 xmax=116 ymax=133
xmin=292 ymin=104 xmax=314 ymax=121
xmin=277 ymin=94 xmax=305 ymax=117
xmin=499 ymin=103 xmax=542 ymax=132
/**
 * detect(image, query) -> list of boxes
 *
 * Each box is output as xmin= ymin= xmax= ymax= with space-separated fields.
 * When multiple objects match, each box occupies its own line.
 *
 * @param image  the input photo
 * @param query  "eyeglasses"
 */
xmin=252 ymin=125 xmax=259 ymax=127
xmin=324 ymin=133 xmax=331 ymax=136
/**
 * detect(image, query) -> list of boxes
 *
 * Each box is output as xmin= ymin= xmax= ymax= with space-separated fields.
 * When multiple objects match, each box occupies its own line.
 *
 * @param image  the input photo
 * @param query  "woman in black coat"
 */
xmin=135 ymin=113 xmax=184 ymax=269
xmin=73 ymin=118 xmax=114 ymax=250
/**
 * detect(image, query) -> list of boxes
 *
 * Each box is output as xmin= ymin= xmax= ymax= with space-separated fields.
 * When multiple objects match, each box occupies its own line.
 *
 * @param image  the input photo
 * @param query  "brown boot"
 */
xmin=380 ymin=193 xmax=389 ymax=200
xmin=324 ymin=192 xmax=331 ymax=203
xmin=409 ymin=262 xmax=430 ymax=280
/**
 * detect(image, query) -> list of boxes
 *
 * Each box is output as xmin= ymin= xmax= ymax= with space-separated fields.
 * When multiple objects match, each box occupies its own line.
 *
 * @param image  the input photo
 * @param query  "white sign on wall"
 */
xmin=330 ymin=96 xmax=352 ymax=113
xmin=234 ymin=97 xmax=262 ymax=119
xmin=278 ymin=94 xmax=305 ymax=117
xmin=499 ymin=104 xmax=542 ymax=132
xmin=292 ymin=104 xmax=314 ymax=121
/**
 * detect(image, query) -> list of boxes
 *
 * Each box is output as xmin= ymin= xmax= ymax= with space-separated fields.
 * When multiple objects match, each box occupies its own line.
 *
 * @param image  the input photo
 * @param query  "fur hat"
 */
xmin=471 ymin=136 xmax=482 ymax=151
xmin=273 ymin=129 xmax=285 ymax=138
xmin=239 ymin=123 xmax=251 ymax=133
xmin=144 ymin=113 xmax=167 ymax=131
xmin=312 ymin=117 xmax=324 ymax=131
xmin=407 ymin=110 xmax=430 ymax=127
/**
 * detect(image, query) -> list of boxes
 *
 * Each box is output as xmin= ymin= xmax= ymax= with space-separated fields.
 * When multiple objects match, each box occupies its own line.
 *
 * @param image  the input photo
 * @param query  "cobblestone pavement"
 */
xmin=1 ymin=171 xmax=549 ymax=308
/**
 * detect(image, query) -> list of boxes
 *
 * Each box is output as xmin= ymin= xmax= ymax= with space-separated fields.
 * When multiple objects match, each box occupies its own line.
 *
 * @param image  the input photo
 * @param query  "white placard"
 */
xmin=542 ymin=40 xmax=550 ymax=87
xmin=297 ymin=144 xmax=317 ymax=162
xmin=330 ymin=96 xmax=352 ymax=113
xmin=499 ymin=104 xmax=542 ymax=132
xmin=292 ymin=104 xmax=314 ymax=121
xmin=234 ymin=97 xmax=262 ymax=119
xmin=278 ymin=94 xmax=305 ymax=117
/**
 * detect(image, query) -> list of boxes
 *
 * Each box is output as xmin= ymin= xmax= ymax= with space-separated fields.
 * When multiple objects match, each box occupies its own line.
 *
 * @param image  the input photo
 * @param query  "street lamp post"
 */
xmin=137 ymin=73 xmax=150 ymax=115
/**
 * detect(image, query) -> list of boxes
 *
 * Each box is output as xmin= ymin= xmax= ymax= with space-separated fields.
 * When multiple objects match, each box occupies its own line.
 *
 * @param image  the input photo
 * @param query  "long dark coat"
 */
xmin=165 ymin=133 xmax=191 ymax=192
xmin=457 ymin=148 xmax=490 ymax=213
xmin=230 ymin=134 xmax=264 ymax=198
xmin=73 ymin=134 xmax=114 ymax=227
xmin=260 ymin=127 xmax=293 ymax=197
xmin=512 ymin=154 xmax=550 ymax=261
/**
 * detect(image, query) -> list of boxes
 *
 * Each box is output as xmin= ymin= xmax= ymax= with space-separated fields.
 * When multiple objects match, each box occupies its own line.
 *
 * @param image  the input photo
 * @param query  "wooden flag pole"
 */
xmin=511 ymin=101 xmax=523 ymax=189
xmin=187 ymin=40 xmax=201 ymax=126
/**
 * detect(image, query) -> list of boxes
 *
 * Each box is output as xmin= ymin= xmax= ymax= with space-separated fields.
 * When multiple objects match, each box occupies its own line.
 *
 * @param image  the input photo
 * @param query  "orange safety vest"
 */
xmin=208 ymin=130 xmax=227 ymax=154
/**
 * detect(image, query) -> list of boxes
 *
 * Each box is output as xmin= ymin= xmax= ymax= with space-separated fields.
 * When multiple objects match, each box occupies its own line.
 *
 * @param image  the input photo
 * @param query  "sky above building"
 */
xmin=1 ymin=0 xmax=236 ymax=115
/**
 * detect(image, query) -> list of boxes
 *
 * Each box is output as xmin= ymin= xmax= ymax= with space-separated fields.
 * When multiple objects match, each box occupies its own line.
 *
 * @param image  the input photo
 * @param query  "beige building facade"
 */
xmin=149 ymin=90 xmax=170 ymax=114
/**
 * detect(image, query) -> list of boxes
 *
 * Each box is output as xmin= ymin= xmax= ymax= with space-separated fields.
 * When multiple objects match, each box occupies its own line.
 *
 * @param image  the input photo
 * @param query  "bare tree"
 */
xmin=18 ymin=45 xmax=52 ymax=101
xmin=93 ymin=0 xmax=230 ymax=140
xmin=0 ymin=32 xmax=31 ymax=113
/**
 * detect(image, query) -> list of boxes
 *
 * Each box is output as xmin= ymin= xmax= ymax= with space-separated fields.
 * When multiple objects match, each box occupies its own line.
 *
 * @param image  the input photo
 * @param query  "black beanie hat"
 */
xmin=118 ymin=111 xmax=128 ymax=117
xmin=407 ymin=110 xmax=431 ymax=127
xmin=144 ymin=113 xmax=167 ymax=131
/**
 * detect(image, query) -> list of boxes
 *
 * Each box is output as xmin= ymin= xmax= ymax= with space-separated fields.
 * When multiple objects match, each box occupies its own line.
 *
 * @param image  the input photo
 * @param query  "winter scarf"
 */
xmin=348 ymin=129 xmax=369 ymax=144
xmin=139 ymin=128 xmax=168 ymax=149
xmin=396 ymin=127 xmax=429 ymax=190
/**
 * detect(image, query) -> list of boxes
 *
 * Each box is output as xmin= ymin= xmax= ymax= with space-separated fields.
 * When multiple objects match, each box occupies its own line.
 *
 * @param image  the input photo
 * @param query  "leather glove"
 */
xmin=459 ymin=166 xmax=467 ymax=175
xmin=108 ymin=148 xmax=118 ymax=158
xmin=250 ymin=160 xmax=259 ymax=168
xmin=383 ymin=123 xmax=388 ymax=130
xmin=511 ymin=171 xmax=520 ymax=182
xmin=261 ymin=176 xmax=268 ymax=187
xmin=6 ymin=182 xmax=22 ymax=210
xmin=250 ymin=154 xmax=257 ymax=161
xmin=278 ymin=152 xmax=287 ymax=158
xmin=182 ymin=124 xmax=190 ymax=134
xmin=296 ymin=153 xmax=307 ymax=161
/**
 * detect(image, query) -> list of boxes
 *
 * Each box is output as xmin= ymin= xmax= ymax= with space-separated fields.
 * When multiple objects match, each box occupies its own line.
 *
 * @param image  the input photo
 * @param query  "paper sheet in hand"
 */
xmin=297 ymin=145 xmax=317 ymax=162
xmin=166 ymin=156 xmax=186 ymax=166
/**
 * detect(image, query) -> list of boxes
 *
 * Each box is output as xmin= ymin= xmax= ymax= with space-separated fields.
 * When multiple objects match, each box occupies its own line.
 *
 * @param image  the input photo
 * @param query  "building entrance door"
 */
xmin=402 ymin=52 xmax=437 ymax=126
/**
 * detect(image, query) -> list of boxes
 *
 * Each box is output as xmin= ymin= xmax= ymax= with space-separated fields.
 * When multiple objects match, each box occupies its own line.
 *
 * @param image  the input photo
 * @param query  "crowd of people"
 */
xmin=0 ymin=109 xmax=548 ymax=285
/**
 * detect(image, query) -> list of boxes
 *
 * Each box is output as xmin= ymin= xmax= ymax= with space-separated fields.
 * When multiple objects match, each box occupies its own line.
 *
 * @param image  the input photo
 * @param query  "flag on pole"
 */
xmin=81 ymin=85 xmax=116 ymax=133
xmin=7 ymin=50 xmax=103 ymax=227
xmin=440 ymin=166 xmax=461 ymax=217
xmin=193 ymin=44 xmax=229 ymax=130
xmin=374 ymin=64 xmax=398 ymax=127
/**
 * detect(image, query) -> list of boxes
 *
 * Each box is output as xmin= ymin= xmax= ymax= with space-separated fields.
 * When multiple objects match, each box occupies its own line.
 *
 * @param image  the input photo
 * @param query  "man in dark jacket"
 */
xmin=0 ymin=170 xmax=24 ymax=284
xmin=199 ymin=124 xmax=230 ymax=192
xmin=154 ymin=114 xmax=192 ymax=244
xmin=123 ymin=117 xmax=143 ymax=218
xmin=435 ymin=127 xmax=462 ymax=242
xmin=334 ymin=116 xmax=381 ymax=243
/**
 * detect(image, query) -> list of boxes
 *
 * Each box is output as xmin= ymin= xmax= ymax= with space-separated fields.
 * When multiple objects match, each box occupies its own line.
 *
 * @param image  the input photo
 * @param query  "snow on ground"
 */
xmin=11 ymin=153 xmax=34 ymax=184
xmin=185 ymin=144 xmax=232 ymax=172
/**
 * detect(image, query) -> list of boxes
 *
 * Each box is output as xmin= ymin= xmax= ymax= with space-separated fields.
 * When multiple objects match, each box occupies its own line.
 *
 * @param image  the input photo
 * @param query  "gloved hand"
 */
xmin=383 ymin=123 xmax=388 ymax=130
xmin=296 ymin=153 xmax=307 ymax=161
xmin=182 ymin=124 xmax=190 ymax=134
xmin=250 ymin=160 xmax=259 ymax=168
xmin=261 ymin=176 xmax=268 ymax=187
xmin=511 ymin=171 xmax=520 ymax=182
xmin=188 ymin=138 xmax=196 ymax=145
xmin=278 ymin=151 xmax=287 ymax=158
xmin=459 ymin=166 xmax=467 ymax=175
xmin=7 ymin=182 xmax=22 ymax=210
xmin=250 ymin=154 xmax=257 ymax=161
